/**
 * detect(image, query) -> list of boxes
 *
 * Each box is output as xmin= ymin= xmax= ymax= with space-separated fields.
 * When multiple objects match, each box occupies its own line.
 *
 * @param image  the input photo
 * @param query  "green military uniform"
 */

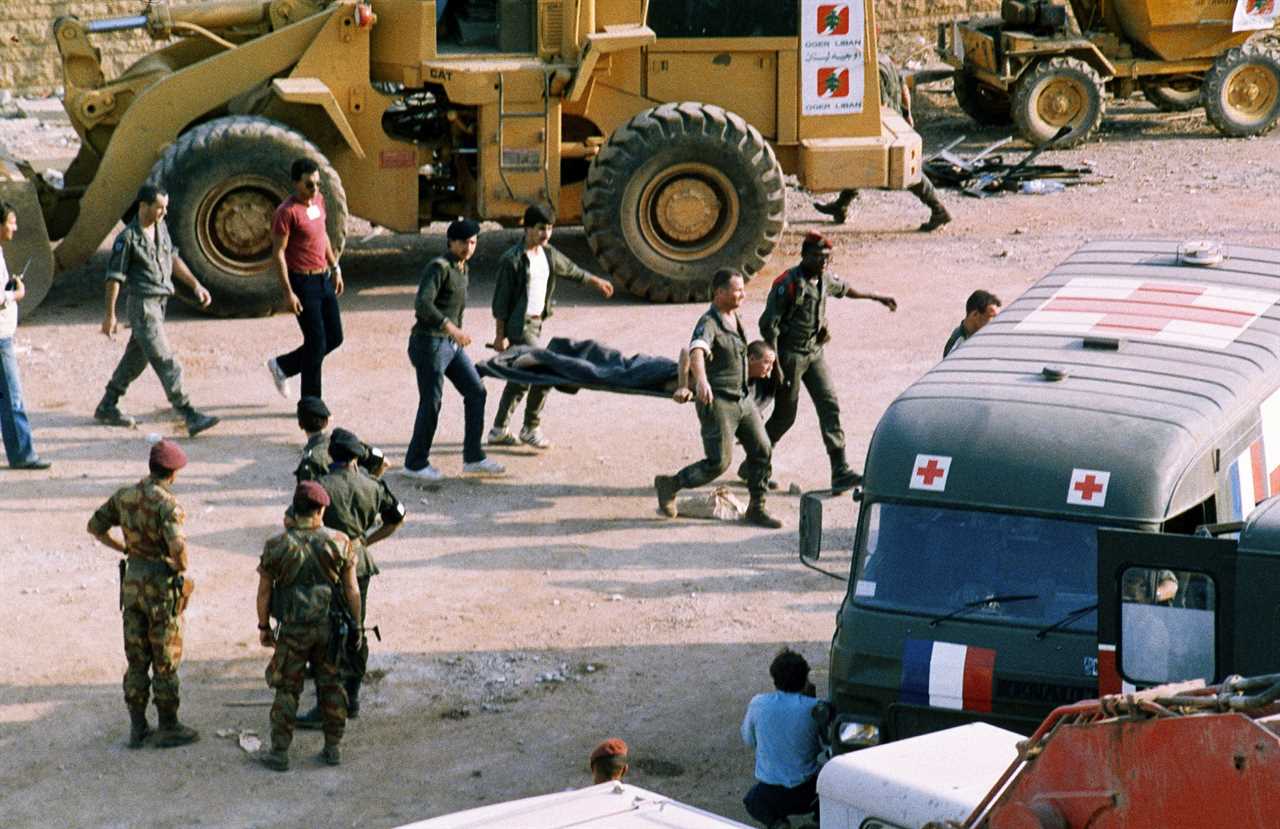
xmin=317 ymin=465 xmax=404 ymax=704
xmin=413 ymin=253 xmax=470 ymax=336
xmin=295 ymin=431 xmax=331 ymax=483
xmin=98 ymin=218 xmax=198 ymax=420
xmin=490 ymin=242 xmax=592 ymax=432
xmin=674 ymin=306 xmax=773 ymax=496
xmin=759 ymin=266 xmax=855 ymax=482
xmin=88 ymin=476 xmax=191 ymax=737
xmin=259 ymin=516 xmax=354 ymax=754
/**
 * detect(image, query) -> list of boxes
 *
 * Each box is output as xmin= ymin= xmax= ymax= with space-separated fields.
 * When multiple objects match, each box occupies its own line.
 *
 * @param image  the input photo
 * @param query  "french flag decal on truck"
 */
xmin=901 ymin=640 xmax=997 ymax=712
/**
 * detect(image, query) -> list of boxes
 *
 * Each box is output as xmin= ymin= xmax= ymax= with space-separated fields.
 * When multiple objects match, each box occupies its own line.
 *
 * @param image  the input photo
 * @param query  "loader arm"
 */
xmin=52 ymin=8 xmax=335 ymax=274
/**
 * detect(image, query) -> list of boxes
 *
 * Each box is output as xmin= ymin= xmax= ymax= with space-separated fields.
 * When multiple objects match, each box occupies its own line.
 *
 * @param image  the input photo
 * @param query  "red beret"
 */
xmin=149 ymin=439 xmax=188 ymax=471
xmin=802 ymin=230 xmax=833 ymax=251
xmin=589 ymin=738 xmax=628 ymax=762
xmin=294 ymin=480 xmax=330 ymax=508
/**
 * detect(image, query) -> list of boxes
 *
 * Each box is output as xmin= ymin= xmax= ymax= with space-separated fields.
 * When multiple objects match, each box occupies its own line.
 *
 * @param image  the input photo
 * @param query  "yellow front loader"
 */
xmin=2 ymin=0 xmax=921 ymax=314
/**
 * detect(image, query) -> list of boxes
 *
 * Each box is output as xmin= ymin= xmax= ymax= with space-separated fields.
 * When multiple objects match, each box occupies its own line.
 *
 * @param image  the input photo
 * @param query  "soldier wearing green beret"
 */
xmin=87 ymin=438 xmax=200 ymax=749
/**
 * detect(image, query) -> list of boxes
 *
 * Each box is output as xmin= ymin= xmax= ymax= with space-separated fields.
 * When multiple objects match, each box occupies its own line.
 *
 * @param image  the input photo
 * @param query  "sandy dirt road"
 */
xmin=1 ymin=89 xmax=1279 ymax=828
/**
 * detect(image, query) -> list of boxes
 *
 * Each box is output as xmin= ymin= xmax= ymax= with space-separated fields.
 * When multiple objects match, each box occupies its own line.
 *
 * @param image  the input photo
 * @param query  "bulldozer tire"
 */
xmin=1140 ymin=77 xmax=1202 ymax=112
xmin=953 ymin=72 xmax=1013 ymax=126
xmin=1011 ymin=57 xmax=1105 ymax=148
xmin=1202 ymin=44 xmax=1280 ymax=138
xmin=152 ymin=116 xmax=347 ymax=317
xmin=583 ymin=102 xmax=785 ymax=303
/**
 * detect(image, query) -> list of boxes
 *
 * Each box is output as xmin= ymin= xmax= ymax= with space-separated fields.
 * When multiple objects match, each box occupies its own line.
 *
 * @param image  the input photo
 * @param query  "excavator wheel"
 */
xmin=953 ymin=72 xmax=1013 ymax=126
xmin=1011 ymin=57 xmax=1106 ymax=148
xmin=152 ymin=116 xmax=347 ymax=317
xmin=0 ymin=160 xmax=56 ymax=313
xmin=1140 ymin=76 xmax=1202 ymax=112
xmin=583 ymin=102 xmax=785 ymax=303
xmin=1202 ymin=43 xmax=1280 ymax=138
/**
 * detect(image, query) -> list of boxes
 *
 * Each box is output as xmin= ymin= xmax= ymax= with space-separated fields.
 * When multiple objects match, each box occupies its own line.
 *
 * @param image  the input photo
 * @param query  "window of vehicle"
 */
xmin=647 ymin=0 xmax=799 ymax=38
xmin=853 ymin=502 xmax=1100 ymax=631
xmin=1120 ymin=566 xmax=1216 ymax=685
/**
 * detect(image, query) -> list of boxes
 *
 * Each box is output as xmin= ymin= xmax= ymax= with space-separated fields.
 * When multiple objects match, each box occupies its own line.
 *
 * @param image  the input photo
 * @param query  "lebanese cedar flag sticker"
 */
xmin=817 ymin=4 xmax=850 ymax=35
xmin=817 ymin=67 xmax=850 ymax=99
xmin=1067 ymin=468 xmax=1110 ymax=507
xmin=910 ymin=454 xmax=951 ymax=492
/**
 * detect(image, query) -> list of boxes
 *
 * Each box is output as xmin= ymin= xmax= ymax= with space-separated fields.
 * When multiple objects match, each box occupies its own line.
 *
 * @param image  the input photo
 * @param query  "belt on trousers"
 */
xmin=290 ymin=269 xmax=329 ymax=277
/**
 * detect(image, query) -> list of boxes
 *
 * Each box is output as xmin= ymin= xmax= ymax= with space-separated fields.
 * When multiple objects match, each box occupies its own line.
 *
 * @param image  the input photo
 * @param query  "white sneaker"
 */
xmin=400 ymin=464 xmax=444 ymax=482
xmin=462 ymin=458 xmax=507 ymax=476
xmin=519 ymin=427 xmax=552 ymax=450
xmin=487 ymin=427 xmax=518 ymax=446
xmin=265 ymin=357 xmax=292 ymax=399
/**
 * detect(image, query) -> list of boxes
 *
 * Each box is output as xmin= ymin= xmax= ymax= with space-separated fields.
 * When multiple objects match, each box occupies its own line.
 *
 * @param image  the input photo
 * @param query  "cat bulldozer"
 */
xmin=0 ymin=0 xmax=922 ymax=315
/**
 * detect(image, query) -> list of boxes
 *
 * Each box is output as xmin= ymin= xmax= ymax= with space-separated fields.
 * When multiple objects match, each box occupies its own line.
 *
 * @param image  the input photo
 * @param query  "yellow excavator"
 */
xmin=1 ymin=0 xmax=922 ymax=315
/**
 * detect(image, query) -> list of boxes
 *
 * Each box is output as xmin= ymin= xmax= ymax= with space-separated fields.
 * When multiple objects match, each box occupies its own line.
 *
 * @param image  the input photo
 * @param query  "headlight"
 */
xmin=837 ymin=720 xmax=881 ymax=748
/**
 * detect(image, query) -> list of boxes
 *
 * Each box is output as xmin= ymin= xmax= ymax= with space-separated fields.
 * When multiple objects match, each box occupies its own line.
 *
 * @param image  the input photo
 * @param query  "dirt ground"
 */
xmin=2 ymin=86 xmax=1279 ymax=829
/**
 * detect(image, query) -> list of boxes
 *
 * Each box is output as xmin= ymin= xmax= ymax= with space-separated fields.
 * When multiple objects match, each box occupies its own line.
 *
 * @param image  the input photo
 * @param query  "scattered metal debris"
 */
xmin=925 ymin=131 xmax=1102 ymax=197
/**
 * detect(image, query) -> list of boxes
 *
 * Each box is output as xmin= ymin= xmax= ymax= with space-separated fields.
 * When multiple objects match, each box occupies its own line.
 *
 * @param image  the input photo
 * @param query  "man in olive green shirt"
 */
xmin=488 ymin=204 xmax=614 ymax=450
xmin=656 ymin=269 xmax=780 ymax=529
xmin=403 ymin=219 xmax=504 ymax=480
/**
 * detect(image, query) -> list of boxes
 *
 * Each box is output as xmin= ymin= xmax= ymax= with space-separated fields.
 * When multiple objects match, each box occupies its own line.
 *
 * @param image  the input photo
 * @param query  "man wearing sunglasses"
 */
xmin=266 ymin=158 xmax=345 ymax=401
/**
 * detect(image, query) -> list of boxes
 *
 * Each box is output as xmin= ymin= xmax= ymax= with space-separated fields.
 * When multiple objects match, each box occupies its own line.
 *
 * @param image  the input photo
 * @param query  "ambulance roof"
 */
xmin=868 ymin=240 xmax=1280 ymax=523
xmin=393 ymin=782 xmax=752 ymax=829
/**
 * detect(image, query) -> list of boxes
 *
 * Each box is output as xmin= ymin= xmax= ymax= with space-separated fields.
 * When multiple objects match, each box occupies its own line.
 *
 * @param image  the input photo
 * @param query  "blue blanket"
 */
xmin=476 ymin=337 xmax=678 ymax=398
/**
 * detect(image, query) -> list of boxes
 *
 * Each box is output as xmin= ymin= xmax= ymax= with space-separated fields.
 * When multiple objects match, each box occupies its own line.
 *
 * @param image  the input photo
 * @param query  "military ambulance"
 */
xmin=807 ymin=240 xmax=1280 ymax=751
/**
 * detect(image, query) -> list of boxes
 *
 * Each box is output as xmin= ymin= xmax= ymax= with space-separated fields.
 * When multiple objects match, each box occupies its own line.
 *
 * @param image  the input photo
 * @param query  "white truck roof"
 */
xmin=818 ymin=722 xmax=1021 ymax=829
xmin=395 ymin=782 xmax=754 ymax=828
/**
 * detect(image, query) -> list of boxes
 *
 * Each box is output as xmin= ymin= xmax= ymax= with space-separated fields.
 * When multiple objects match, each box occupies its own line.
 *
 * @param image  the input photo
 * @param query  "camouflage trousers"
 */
xmin=121 ymin=572 xmax=184 ymax=710
xmin=266 ymin=622 xmax=346 ymax=750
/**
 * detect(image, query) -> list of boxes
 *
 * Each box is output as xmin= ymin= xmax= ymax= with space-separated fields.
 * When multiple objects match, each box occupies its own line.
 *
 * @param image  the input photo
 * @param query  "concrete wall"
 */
xmin=0 ymin=1 xmax=999 ymax=96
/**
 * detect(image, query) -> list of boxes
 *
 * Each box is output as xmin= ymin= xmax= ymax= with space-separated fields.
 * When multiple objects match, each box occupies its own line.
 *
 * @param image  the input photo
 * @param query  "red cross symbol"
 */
xmin=1073 ymin=475 xmax=1104 ymax=501
xmin=917 ymin=459 xmax=946 ymax=486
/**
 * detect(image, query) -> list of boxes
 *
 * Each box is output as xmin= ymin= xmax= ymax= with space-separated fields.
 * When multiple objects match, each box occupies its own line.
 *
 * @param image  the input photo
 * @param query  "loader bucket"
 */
xmin=0 ymin=159 xmax=56 ymax=312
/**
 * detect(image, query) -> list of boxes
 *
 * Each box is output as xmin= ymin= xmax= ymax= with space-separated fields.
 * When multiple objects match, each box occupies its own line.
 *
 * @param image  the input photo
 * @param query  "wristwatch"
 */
xmin=257 ymin=623 xmax=271 ymax=631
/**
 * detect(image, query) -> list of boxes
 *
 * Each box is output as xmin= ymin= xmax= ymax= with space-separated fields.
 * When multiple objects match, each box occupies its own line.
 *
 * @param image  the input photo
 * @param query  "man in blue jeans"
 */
xmin=402 ymin=219 xmax=505 ymax=481
xmin=0 ymin=201 xmax=50 ymax=469
xmin=741 ymin=649 xmax=823 ymax=829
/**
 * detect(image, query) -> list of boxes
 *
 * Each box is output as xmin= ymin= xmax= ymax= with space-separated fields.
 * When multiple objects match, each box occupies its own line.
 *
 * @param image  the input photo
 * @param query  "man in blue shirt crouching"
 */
xmin=741 ymin=648 xmax=822 ymax=828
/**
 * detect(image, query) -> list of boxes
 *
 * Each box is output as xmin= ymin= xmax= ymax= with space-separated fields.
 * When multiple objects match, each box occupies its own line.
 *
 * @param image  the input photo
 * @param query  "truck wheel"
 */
xmin=953 ymin=72 xmax=1013 ymax=126
xmin=1011 ymin=57 xmax=1105 ymax=148
xmin=1140 ymin=77 xmax=1202 ymax=112
xmin=583 ymin=102 xmax=785 ymax=303
xmin=152 ymin=116 xmax=347 ymax=317
xmin=1202 ymin=44 xmax=1280 ymax=138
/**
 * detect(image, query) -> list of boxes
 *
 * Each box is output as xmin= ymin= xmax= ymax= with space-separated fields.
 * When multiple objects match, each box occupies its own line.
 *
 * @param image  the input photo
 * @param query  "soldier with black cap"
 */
xmin=294 ymin=396 xmax=387 ymax=482
xmin=301 ymin=428 xmax=404 ymax=721
xmin=404 ymin=218 xmax=505 ymax=481
xmin=256 ymin=480 xmax=360 ymax=770
xmin=759 ymin=232 xmax=897 ymax=492
xmin=488 ymin=204 xmax=615 ymax=451
xmin=87 ymin=438 xmax=200 ymax=750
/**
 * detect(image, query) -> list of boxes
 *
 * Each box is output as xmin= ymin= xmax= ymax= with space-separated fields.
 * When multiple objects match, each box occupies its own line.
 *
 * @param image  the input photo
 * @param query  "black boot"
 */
xmin=345 ymin=677 xmax=362 ymax=719
xmin=320 ymin=742 xmax=342 ymax=766
xmin=745 ymin=495 xmax=783 ymax=529
xmin=919 ymin=205 xmax=952 ymax=232
xmin=127 ymin=706 xmax=152 ymax=749
xmin=94 ymin=391 xmax=136 ymax=428
xmin=654 ymin=475 xmax=679 ymax=518
xmin=153 ymin=705 xmax=199 ymax=748
xmin=179 ymin=405 xmax=220 ymax=437
xmin=814 ymin=189 xmax=857 ymax=224
xmin=830 ymin=450 xmax=864 ymax=494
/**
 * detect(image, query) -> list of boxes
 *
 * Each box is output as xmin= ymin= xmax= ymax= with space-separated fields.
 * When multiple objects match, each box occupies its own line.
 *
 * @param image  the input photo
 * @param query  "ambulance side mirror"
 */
xmin=799 ymin=492 xmax=825 ymax=561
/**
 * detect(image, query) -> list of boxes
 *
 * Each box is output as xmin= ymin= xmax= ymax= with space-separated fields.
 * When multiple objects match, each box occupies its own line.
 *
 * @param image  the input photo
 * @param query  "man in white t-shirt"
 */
xmin=0 ymin=201 xmax=50 ymax=470
xmin=488 ymin=204 xmax=614 ymax=450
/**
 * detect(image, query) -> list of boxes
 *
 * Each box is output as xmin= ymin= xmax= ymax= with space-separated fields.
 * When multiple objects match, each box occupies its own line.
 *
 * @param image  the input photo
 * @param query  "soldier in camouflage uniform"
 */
xmin=256 ymin=480 xmax=362 ymax=770
xmin=814 ymin=55 xmax=952 ymax=232
xmin=87 ymin=438 xmax=200 ymax=749
xmin=294 ymin=428 xmax=403 ymax=726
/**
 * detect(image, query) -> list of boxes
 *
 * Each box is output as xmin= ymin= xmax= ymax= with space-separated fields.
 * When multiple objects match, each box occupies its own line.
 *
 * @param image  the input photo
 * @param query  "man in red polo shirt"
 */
xmin=266 ymin=158 xmax=344 ymax=401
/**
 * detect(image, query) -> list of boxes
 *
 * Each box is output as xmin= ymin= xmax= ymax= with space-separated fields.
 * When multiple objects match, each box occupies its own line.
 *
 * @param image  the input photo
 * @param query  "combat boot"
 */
xmin=259 ymin=748 xmax=290 ymax=772
xmin=814 ymin=189 xmax=857 ymax=224
xmin=654 ymin=475 xmax=679 ymax=518
xmin=127 ymin=706 xmax=152 ymax=749
xmin=919 ymin=205 xmax=952 ymax=233
xmin=830 ymin=449 xmax=864 ymax=495
xmin=320 ymin=743 xmax=342 ymax=766
xmin=94 ymin=392 xmax=136 ymax=428
xmin=345 ymin=677 xmax=362 ymax=719
xmin=153 ymin=706 xmax=200 ymax=748
xmin=745 ymin=496 xmax=783 ymax=529
xmin=179 ymin=406 xmax=220 ymax=437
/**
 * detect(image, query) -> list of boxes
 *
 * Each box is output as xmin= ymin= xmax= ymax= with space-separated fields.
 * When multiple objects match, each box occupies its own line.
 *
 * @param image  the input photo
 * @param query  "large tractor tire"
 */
xmin=583 ymin=102 xmax=785 ymax=303
xmin=1202 ymin=43 xmax=1280 ymax=138
xmin=1011 ymin=57 xmax=1105 ymax=148
xmin=1140 ymin=76 xmax=1202 ymax=112
xmin=953 ymin=72 xmax=1013 ymax=126
xmin=152 ymin=116 xmax=347 ymax=317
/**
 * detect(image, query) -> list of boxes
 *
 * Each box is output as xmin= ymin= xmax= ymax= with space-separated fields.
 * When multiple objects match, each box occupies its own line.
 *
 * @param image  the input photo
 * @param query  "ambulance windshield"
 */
xmin=853 ymin=502 xmax=1098 ymax=632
